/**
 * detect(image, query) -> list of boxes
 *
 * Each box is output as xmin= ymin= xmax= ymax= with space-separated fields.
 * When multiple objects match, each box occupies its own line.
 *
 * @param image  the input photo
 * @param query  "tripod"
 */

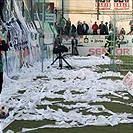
xmin=51 ymin=52 xmax=72 ymax=69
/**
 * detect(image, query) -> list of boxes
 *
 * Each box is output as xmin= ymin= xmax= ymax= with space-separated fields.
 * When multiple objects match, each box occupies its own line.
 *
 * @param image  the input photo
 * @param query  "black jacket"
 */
xmin=0 ymin=40 xmax=9 ymax=51
xmin=71 ymin=39 xmax=78 ymax=47
xmin=0 ymin=0 xmax=4 ymax=4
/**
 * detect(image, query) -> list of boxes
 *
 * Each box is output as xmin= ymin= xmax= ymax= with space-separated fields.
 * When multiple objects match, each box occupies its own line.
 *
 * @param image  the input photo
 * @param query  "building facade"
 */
xmin=26 ymin=0 xmax=133 ymax=33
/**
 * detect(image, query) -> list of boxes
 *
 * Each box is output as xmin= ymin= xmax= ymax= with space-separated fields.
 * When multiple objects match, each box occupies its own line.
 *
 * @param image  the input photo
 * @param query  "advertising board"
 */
xmin=62 ymin=35 xmax=133 ymax=56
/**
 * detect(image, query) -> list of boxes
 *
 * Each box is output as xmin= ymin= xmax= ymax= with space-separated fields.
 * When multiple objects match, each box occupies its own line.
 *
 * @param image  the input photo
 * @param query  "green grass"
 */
xmin=3 ymin=61 xmax=133 ymax=133
xmin=112 ymin=55 xmax=133 ymax=71
xmin=90 ymin=102 xmax=132 ymax=113
xmin=99 ymin=76 xmax=123 ymax=80
xmin=4 ymin=122 xmax=133 ymax=133
xmin=4 ymin=96 xmax=133 ymax=133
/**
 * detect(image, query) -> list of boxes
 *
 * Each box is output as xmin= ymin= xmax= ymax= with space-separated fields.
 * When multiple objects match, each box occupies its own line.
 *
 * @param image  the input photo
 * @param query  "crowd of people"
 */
xmin=46 ymin=5 xmax=130 ymax=37
xmin=53 ymin=15 xmax=133 ymax=58
xmin=56 ymin=17 xmax=129 ymax=37
xmin=41 ymin=4 xmax=133 ymax=37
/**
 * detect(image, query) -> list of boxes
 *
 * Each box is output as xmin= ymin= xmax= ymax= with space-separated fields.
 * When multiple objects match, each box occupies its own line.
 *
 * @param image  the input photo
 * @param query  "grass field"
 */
xmin=3 ymin=58 xmax=133 ymax=133
xmin=111 ymin=55 xmax=133 ymax=71
xmin=3 ymin=122 xmax=133 ymax=133
xmin=3 ymin=92 xmax=133 ymax=133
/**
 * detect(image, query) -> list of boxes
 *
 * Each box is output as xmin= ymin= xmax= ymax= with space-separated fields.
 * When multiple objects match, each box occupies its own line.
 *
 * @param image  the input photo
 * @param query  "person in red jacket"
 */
xmin=92 ymin=22 xmax=99 ymax=35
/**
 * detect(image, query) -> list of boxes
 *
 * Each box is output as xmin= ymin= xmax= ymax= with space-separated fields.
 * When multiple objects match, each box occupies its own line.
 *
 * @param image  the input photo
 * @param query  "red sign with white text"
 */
xmin=95 ymin=2 xmax=111 ymax=10
xmin=95 ymin=1 xmax=131 ymax=11
xmin=114 ymin=2 xmax=130 ymax=10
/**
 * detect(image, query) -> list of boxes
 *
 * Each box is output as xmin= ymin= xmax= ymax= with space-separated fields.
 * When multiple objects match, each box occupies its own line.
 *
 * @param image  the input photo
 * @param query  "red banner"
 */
xmin=114 ymin=2 xmax=129 ymax=10
xmin=95 ymin=2 xmax=130 ymax=10
xmin=95 ymin=2 xmax=111 ymax=10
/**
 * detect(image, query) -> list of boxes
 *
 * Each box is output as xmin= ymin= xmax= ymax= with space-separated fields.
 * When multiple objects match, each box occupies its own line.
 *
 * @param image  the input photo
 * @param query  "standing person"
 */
xmin=92 ymin=21 xmax=99 ymax=35
xmin=60 ymin=16 xmax=65 ymax=35
xmin=53 ymin=7 xmax=57 ymax=14
xmin=71 ymin=36 xmax=79 ymax=55
xmin=0 ymin=37 xmax=8 ymax=95
xmin=120 ymin=28 xmax=126 ymax=35
xmin=82 ymin=21 xmax=89 ymax=35
xmin=115 ymin=27 xmax=119 ymax=37
xmin=46 ymin=5 xmax=52 ymax=13
xmin=71 ymin=24 xmax=76 ymax=36
xmin=104 ymin=32 xmax=120 ymax=57
xmin=0 ymin=0 xmax=5 ymax=22
xmin=105 ymin=22 xmax=109 ymax=35
xmin=109 ymin=21 xmax=113 ymax=31
xmin=53 ymin=35 xmax=62 ymax=67
xmin=129 ymin=17 xmax=133 ymax=32
xmin=65 ymin=18 xmax=71 ymax=35
xmin=99 ymin=21 xmax=106 ymax=35
xmin=53 ymin=7 xmax=58 ymax=20
xmin=77 ymin=21 xmax=83 ymax=35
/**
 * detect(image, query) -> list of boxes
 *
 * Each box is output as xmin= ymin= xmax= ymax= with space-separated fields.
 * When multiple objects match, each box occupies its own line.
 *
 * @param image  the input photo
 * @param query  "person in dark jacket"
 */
xmin=0 ymin=0 xmax=5 ymax=22
xmin=82 ymin=21 xmax=89 ymax=35
xmin=71 ymin=36 xmax=79 ymax=55
xmin=105 ymin=22 xmax=109 ymax=35
xmin=109 ymin=21 xmax=113 ymax=31
xmin=77 ymin=21 xmax=83 ymax=35
xmin=65 ymin=18 xmax=71 ymax=35
xmin=120 ymin=28 xmax=126 ymax=35
xmin=71 ymin=24 xmax=76 ymax=36
xmin=0 ymin=37 xmax=8 ymax=94
xmin=99 ymin=21 xmax=106 ymax=35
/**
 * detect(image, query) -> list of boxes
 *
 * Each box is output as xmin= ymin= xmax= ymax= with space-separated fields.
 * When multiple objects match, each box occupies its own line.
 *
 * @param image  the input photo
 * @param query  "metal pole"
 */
xmin=22 ymin=1 xmax=24 ymax=17
xmin=112 ymin=10 xmax=116 ymax=71
xmin=11 ymin=0 xmax=13 ymax=12
xmin=38 ymin=0 xmax=39 ymax=13
xmin=132 ymin=0 xmax=133 ymax=17
xmin=53 ymin=15 xmax=55 ymax=61
xmin=30 ymin=0 xmax=34 ymax=21
xmin=37 ymin=0 xmax=40 ymax=20
xmin=41 ymin=1 xmax=45 ymax=72
xmin=132 ymin=96 xmax=133 ymax=130
xmin=97 ymin=0 xmax=99 ymax=20
xmin=62 ymin=0 xmax=64 ymax=18
xmin=5 ymin=51 xmax=8 ymax=76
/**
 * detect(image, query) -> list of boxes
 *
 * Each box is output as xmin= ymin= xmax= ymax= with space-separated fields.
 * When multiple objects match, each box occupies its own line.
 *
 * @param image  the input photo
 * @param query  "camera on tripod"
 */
xmin=53 ymin=45 xmax=68 ymax=54
xmin=49 ymin=35 xmax=72 ymax=69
